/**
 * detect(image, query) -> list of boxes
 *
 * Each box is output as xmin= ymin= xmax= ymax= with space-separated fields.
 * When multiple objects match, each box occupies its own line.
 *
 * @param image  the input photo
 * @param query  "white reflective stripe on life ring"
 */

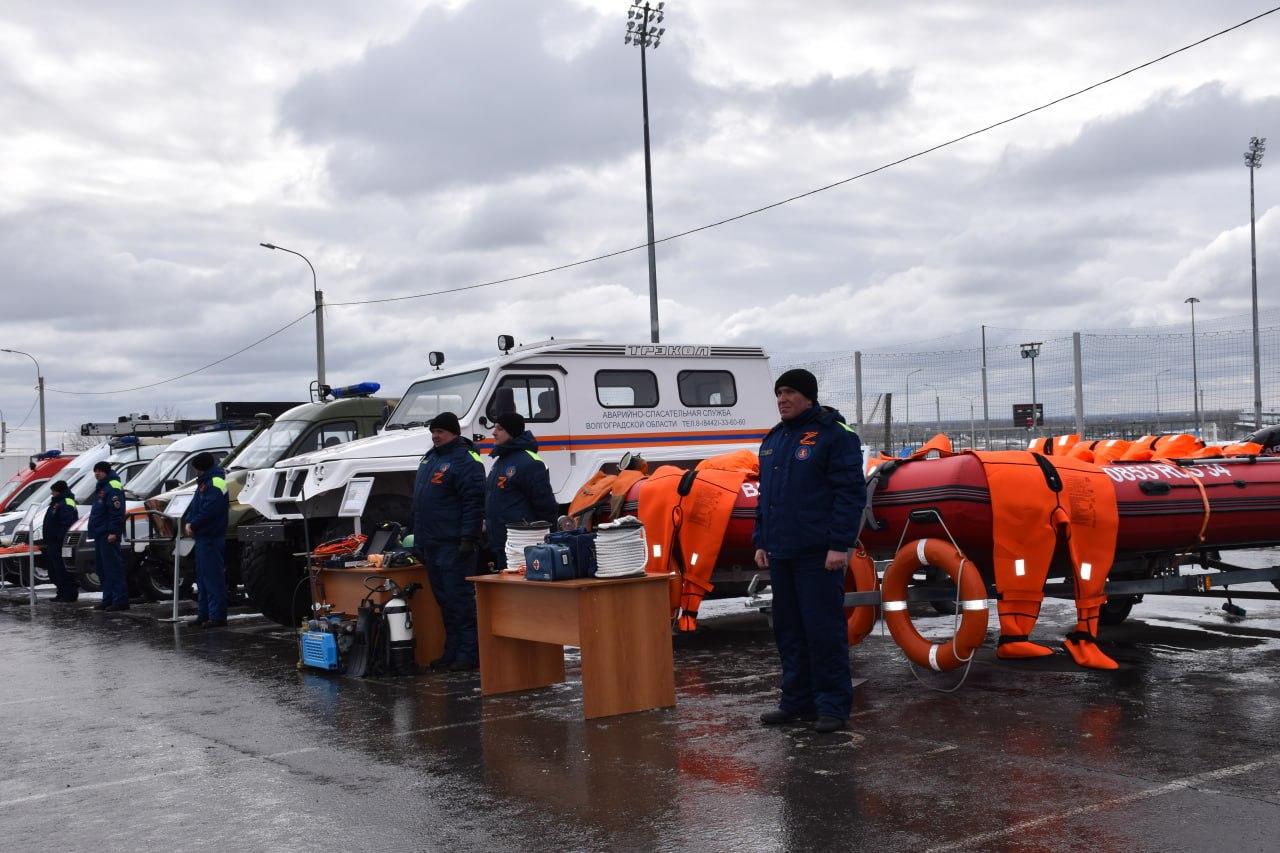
xmin=961 ymin=599 xmax=988 ymax=611
xmin=928 ymin=643 xmax=941 ymax=671
xmin=883 ymin=600 xmax=908 ymax=612
xmin=916 ymin=539 xmax=928 ymax=567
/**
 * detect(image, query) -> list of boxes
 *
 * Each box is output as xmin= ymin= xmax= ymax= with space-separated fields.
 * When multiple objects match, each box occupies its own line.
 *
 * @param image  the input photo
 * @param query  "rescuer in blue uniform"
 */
xmin=43 ymin=480 xmax=80 ymax=602
xmin=412 ymin=411 xmax=486 ymax=671
xmin=89 ymin=461 xmax=129 ymax=611
xmin=753 ymin=368 xmax=867 ymax=734
xmin=183 ymin=452 xmax=230 ymax=627
xmin=485 ymin=412 xmax=558 ymax=571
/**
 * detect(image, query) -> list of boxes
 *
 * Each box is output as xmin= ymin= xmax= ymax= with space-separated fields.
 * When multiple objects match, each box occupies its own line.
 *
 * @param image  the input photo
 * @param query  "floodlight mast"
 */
xmin=624 ymin=2 xmax=667 ymax=343
xmin=1245 ymin=136 xmax=1266 ymax=429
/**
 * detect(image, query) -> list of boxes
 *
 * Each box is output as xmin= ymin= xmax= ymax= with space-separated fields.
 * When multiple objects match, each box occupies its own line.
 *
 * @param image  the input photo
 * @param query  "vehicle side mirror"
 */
xmin=164 ymin=479 xmax=181 ymax=491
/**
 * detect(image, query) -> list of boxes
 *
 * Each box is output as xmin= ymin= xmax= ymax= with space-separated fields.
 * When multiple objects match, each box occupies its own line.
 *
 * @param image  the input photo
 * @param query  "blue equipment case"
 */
xmin=524 ymin=543 xmax=575 ymax=581
xmin=546 ymin=529 xmax=598 ymax=578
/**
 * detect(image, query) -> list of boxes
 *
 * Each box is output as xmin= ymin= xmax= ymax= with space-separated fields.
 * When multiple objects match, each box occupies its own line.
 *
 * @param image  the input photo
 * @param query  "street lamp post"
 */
xmin=1185 ymin=297 xmax=1201 ymax=435
xmin=260 ymin=243 xmax=326 ymax=389
xmin=0 ymin=406 xmax=6 ymax=453
xmin=1 ymin=349 xmax=45 ymax=452
xmin=923 ymin=383 xmax=941 ymax=435
xmin=1245 ymin=136 xmax=1266 ymax=429
xmin=963 ymin=395 xmax=978 ymax=450
xmin=624 ymin=1 xmax=666 ymax=343
xmin=1020 ymin=342 xmax=1042 ymax=435
xmin=905 ymin=367 xmax=923 ymax=449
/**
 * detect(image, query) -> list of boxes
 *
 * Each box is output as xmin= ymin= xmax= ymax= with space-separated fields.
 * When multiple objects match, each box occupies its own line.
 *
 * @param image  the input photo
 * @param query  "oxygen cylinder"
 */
xmin=384 ymin=595 xmax=416 ymax=675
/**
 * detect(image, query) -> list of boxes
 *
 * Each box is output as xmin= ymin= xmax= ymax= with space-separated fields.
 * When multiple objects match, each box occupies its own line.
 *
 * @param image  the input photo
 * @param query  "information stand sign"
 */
xmin=159 ymin=493 xmax=195 ymax=623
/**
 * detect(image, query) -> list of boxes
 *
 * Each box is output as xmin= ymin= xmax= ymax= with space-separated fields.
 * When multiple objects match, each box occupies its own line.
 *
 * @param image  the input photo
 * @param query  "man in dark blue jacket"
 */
xmin=88 ymin=462 xmax=129 ymax=611
xmin=183 ymin=453 xmax=230 ymax=627
xmin=754 ymin=368 xmax=867 ymax=734
xmin=412 ymin=411 xmax=486 ymax=671
xmin=485 ymin=412 xmax=558 ymax=571
xmin=43 ymin=480 xmax=80 ymax=602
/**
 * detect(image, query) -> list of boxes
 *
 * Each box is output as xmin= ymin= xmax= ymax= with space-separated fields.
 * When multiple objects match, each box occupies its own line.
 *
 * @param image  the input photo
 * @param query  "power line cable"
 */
xmin=12 ymin=392 xmax=39 ymax=430
xmin=327 ymin=5 xmax=1280 ymax=308
xmin=46 ymin=311 xmax=314 ymax=396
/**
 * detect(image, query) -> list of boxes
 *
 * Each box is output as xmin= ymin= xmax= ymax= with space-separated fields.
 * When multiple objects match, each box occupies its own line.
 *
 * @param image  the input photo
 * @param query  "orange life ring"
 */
xmin=882 ymin=538 xmax=989 ymax=672
xmin=843 ymin=547 xmax=878 ymax=646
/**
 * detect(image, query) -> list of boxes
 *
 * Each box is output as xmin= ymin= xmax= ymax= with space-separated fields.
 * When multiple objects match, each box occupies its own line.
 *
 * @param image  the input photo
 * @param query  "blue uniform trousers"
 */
xmin=46 ymin=544 xmax=78 ymax=599
xmin=94 ymin=536 xmax=128 ymax=607
xmin=195 ymin=537 xmax=227 ymax=622
xmin=422 ymin=541 xmax=478 ymax=664
xmin=770 ymin=553 xmax=853 ymax=720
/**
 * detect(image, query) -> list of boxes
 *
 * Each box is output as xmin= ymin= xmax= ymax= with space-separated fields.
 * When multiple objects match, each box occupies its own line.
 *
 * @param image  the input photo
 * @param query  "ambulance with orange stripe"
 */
xmin=238 ymin=339 xmax=777 ymax=624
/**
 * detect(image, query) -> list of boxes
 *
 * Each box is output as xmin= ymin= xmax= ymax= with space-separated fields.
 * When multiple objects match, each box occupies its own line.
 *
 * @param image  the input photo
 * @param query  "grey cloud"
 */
xmin=280 ymin=0 xmax=911 ymax=199
xmin=1003 ymin=83 xmax=1278 ymax=192
xmin=741 ymin=70 xmax=912 ymax=127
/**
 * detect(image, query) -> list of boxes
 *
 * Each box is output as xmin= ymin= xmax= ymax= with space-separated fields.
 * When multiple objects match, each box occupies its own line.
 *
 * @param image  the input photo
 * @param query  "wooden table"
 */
xmin=470 ymin=573 xmax=676 ymax=720
xmin=315 ymin=563 xmax=445 ymax=666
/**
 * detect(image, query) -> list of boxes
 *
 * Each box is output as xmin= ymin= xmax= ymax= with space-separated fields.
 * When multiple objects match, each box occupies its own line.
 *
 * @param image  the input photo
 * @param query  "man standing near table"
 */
xmin=484 ymin=412 xmax=558 ymax=571
xmin=753 ymin=368 xmax=867 ymax=734
xmin=412 ymin=411 xmax=486 ymax=671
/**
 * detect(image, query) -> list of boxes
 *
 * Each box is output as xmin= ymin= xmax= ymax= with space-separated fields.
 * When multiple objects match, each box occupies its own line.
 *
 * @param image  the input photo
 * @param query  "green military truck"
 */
xmin=144 ymin=389 xmax=395 ymax=620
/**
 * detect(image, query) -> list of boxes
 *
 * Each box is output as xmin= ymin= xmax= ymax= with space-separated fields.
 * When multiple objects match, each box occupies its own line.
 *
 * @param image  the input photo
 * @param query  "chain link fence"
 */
xmin=775 ymin=310 xmax=1280 ymax=454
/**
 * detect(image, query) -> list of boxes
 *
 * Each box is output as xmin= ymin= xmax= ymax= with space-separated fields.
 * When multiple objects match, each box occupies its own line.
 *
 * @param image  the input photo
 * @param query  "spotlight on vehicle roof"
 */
xmin=497 ymin=335 xmax=515 ymax=353
xmin=328 ymin=382 xmax=382 ymax=399
xmin=428 ymin=351 xmax=445 ymax=369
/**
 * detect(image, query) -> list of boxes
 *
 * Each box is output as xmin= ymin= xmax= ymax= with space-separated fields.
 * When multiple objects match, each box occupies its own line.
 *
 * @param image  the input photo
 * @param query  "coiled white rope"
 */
xmin=504 ymin=523 xmax=553 ymax=572
xmin=594 ymin=517 xmax=648 ymax=578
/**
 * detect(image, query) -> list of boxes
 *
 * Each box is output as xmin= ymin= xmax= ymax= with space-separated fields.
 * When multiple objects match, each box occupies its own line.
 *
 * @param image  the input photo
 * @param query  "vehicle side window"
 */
xmin=117 ymin=462 xmax=146 ymax=484
xmin=301 ymin=421 xmax=358 ymax=453
xmin=487 ymin=376 xmax=560 ymax=423
xmin=595 ymin=370 xmax=659 ymax=408
xmin=678 ymin=370 xmax=737 ymax=407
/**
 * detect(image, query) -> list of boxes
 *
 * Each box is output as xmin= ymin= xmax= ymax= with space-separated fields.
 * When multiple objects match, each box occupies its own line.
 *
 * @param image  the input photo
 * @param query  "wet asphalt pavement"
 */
xmin=2 ymin=580 xmax=1280 ymax=852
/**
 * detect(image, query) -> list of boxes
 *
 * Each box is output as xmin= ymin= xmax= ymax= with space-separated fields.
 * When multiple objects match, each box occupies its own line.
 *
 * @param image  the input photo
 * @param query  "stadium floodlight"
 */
xmin=1245 ymin=136 xmax=1266 ymax=428
xmin=624 ymin=2 xmax=669 ymax=341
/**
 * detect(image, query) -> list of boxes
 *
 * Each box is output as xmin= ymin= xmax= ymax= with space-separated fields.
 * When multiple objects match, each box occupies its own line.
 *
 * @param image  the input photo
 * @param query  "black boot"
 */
xmin=760 ymin=709 xmax=816 ymax=726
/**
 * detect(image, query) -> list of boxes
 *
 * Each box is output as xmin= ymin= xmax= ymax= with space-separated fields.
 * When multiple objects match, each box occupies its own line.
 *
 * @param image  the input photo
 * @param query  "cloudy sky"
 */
xmin=1 ymin=0 xmax=1277 ymax=447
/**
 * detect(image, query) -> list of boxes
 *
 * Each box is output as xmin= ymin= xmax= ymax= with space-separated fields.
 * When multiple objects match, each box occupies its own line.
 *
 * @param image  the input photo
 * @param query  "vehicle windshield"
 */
xmin=0 ymin=475 xmax=25 ymax=507
xmin=231 ymin=421 xmax=307 ymax=471
xmin=385 ymin=369 xmax=488 ymax=430
xmin=124 ymin=449 xmax=188 ymax=499
xmin=7 ymin=481 xmax=48 ymax=513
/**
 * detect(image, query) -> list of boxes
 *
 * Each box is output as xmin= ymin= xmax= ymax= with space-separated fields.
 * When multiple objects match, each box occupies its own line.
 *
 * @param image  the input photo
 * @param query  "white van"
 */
xmin=242 ymin=340 xmax=776 ymax=524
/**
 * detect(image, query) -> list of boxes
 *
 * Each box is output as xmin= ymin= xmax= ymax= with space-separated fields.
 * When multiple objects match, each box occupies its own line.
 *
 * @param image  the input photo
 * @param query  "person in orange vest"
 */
xmin=754 ymin=368 xmax=867 ymax=734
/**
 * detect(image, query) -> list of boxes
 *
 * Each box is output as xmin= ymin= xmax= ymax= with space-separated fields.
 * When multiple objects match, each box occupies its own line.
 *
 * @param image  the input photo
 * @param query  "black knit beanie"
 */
xmin=495 ymin=412 xmax=526 ymax=437
xmin=429 ymin=411 xmax=461 ymax=435
xmin=774 ymin=368 xmax=819 ymax=403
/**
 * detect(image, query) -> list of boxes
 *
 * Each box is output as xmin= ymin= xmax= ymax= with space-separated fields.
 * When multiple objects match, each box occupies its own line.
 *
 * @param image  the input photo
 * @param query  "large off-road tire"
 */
xmin=319 ymin=494 xmax=414 ymax=542
xmin=135 ymin=551 xmax=195 ymax=602
xmin=242 ymin=540 xmax=309 ymax=627
xmin=1099 ymin=595 xmax=1138 ymax=626
xmin=76 ymin=568 xmax=102 ymax=593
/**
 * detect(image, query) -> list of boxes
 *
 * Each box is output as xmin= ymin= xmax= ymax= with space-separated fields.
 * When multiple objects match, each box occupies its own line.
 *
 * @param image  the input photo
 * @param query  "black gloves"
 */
xmin=457 ymin=537 xmax=478 ymax=558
